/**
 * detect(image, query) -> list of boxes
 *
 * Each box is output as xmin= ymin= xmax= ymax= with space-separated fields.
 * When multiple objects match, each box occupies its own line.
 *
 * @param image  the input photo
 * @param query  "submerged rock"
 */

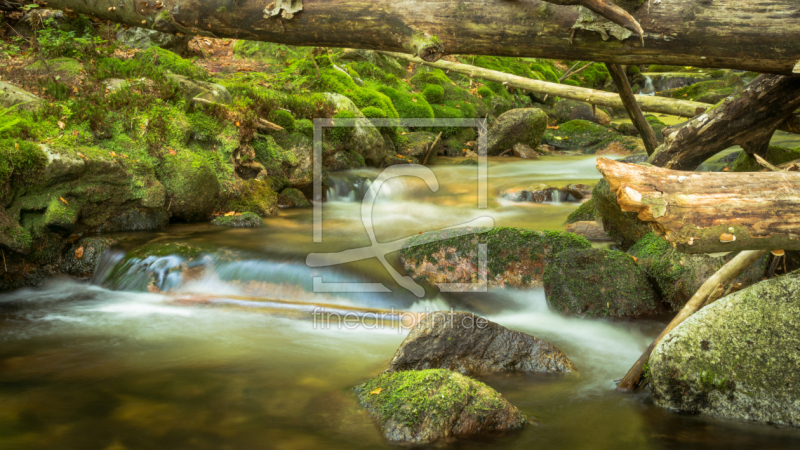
xmin=498 ymin=184 xmax=563 ymax=203
xmin=400 ymin=227 xmax=591 ymax=288
xmin=628 ymin=233 xmax=767 ymax=312
xmin=593 ymin=179 xmax=652 ymax=250
xmin=649 ymin=271 xmax=800 ymax=426
xmin=387 ymin=311 xmax=574 ymax=374
xmin=211 ymin=212 xmax=263 ymax=227
xmin=486 ymin=108 xmax=548 ymax=155
xmin=356 ymin=369 xmax=526 ymax=444
xmin=543 ymin=248 xmax=662 ymax=319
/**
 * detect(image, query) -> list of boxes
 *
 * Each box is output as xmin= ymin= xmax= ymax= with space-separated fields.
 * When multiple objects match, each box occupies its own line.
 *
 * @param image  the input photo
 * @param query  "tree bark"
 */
xmin=38 ymin=0 xmax=800 ymax=74
xmin=606 ymin=63 xmax=657 ymax=155
xmin=596 ymin=157 xmax=800 ymax=253
xmin=615 ymin=249 xmax=768 ymax=392
xmin=383 ymin=51 xmax=708 ymax=117
xmin=648 ymin=74 xmax=800 ymax=170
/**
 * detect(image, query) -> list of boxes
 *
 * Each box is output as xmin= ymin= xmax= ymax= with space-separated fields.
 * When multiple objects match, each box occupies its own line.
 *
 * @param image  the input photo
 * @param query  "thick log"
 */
xmin=606 ymin=63 xmax=657 ymax=155
xmin=39 ymin=0 xmax=800 ymax=74
xmin=383 ymin=51 xmax=708 ymax=117
xmin=596 ymin=157 xmax=800 ymax=254
xmin=616 ymin=249 xmax=768 ymax=392
xmin=649 ymin=74 xmax=800 ymax=170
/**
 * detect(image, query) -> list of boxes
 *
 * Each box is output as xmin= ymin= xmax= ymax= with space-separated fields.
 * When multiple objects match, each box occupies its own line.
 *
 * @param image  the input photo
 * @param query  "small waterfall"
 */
xmin=326 ymin=173 xmax=373 ymax=202
xmin=639 ymin=75 xmax=655 ymax=96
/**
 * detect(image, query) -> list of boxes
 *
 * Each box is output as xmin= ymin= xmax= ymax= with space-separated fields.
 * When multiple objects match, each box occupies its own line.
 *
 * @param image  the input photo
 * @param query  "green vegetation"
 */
xmin=731 ymin=145 xmax=800 ymax=172
xmin=566 ymin=198 xmax=599 ymax=224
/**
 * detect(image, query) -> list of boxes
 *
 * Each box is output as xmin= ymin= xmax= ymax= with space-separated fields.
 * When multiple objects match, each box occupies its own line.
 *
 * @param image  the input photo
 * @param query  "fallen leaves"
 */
xmin=75 ymin=246 xmax=84 ymax=259
xmin=369 ymin=388 xmax=382 ymax=395
xmin=168 ymin=149 xmax=177 ymax=155
xmin=57 ymin=121 xmax=66 ymax=130
xmin=59 ymin=197 xmax=69 ymax=205
xmin=224 ymin=211 xmax=236 ymax=216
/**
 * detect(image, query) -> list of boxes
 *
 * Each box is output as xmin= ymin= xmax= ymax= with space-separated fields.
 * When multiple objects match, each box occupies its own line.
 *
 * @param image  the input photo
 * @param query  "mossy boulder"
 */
xmin=627 ymin=233 xmax=767 ymax=312
xmin=167 ymin=73 xmax=232 ymax=105
xmin=211 ymin=212 xmax=263 ymax=227
xmin=25 ymin=58 xmax=84 ymax=82
xmin=325 ymin=93 xmax=390 ymax=165
xmin=387 ymin=311 xmax=574 ymax=375
xmin=277 ymin=187 xmax=311 ymax=208
xmin=400 ymin=227 xmax=591 ymax=288
xmin=553 ymin=99 xmax=610 ymax=125
xmin=543 ymin=248 xmax=662 ymax=319
xmin=61 ymin=237 xmax=118 ymax=278
xmin=116 ymin=26 xmax=189 ymax=52
xmin=399 ymin=131 xmax=439 ymax=159
xmin=356 ymin=369 xmax=527 ymax=444
xmin=566 ymin=198 xmax=599 ymax=224
xmin=543 ymin=120 xmax=643 ymax=154
xmin=157 ymin=152 xmax=220 ymax=221
xmin=731 ymin=145 xmax=800 ymax=172
xmin=593 ymin=179 xmax=652 ymax=250
xmin=223 ymin=179 xmax=278 ymax=216
xmin=649 ymin=271 xmax=800 ymax=425
xmin=486 ymin=108 xmax=548 ymax=155
xmin=0 ymin=81 xmax=43 ymax=113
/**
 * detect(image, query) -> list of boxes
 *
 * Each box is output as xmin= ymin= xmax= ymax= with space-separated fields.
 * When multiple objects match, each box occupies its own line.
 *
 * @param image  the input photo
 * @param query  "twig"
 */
xmin=2 ymin=249 xmax=6 ymax=272
xmin=307 ymin=48 xmax=321 ymax=79
xmin=422 ymin=132 xmax=442 ymax=165
xmin=498 ymin=148 xmax=513 ymax=157
xmin=560 ymin=61 xmax=583 ymax=82
xmin=754 ymin=153 xmax=781 ymax=172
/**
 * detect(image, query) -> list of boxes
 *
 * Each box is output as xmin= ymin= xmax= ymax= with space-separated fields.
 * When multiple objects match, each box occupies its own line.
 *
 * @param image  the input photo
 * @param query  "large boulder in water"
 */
xmin=593 ymin=179 xmax=652 ymax=250
xmin=543 ymin=248 xmax=663 ymax=319
xmin=486 ymin=108 xmax=548 ymax=155
xmin=400 ymin=227 xmax=591 ymax=289
xmin=649 ymin=271 xmax=800 ymax=426
xmin=628 ymin=233 xmax=767 ymax=312
xmin=356 ymin=369 xmax=526 ymax=444
xmin=387 ymin=312 xmax=574 ymax=375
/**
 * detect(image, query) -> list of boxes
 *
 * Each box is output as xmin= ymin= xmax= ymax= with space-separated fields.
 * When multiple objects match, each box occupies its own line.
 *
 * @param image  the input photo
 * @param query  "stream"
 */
xmin=1 ymin=154 xmax=800 ymax=449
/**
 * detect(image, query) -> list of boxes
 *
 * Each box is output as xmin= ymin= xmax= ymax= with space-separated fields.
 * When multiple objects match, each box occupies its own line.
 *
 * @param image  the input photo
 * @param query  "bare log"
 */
xmin=383 ymin=51 xmax=708 ymax=118
xmin=649 ymin=74 xmax=800 ymax=170
xmin=596 ymin=157 xmax=800 ymax=253
xmin=606 ymin=63 xmax=657 ymax=155
xmin=39 ymin=0 xmax=800 ymax=74
xmin=616 ymin=249 xmax=767 ymax=392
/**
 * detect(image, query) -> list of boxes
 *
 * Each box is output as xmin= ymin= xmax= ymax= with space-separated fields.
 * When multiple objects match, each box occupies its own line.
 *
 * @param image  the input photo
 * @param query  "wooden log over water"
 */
xmin=40 ymin=0 xmax=800 ymax=74
xmin=596 ymin=157 xmax=800 ymax=254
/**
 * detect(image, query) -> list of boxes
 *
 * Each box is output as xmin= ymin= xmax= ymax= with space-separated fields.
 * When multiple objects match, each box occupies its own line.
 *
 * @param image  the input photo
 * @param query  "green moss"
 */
xmin=731 ymin=145 xmax=800 ymax=172
xmin=210 ymin=212 xmax=263 ymax=227
xmin=422 ymin=84 xmax=445 ymax=104
xmin=356 ymin=369 xmax=524 ymax=430
xmin=225 ymin=179 xmax=278 ymax=216
xmin=295 ymin=118 xmax=314 ymax=139
xmin=374 ymin=85 xmax=434 ymax=119
xmin=135 ymin=47 xmax=209 ymax=81
xmin=329 ymin=110 xmax=356 ymax=145
xmin=477 ymin=86 xmax=493 ymax=98
xmin=566 ymin=198 xmax=599 ymax=224
xmin=268 ymin=109 xmax=296 ymax=132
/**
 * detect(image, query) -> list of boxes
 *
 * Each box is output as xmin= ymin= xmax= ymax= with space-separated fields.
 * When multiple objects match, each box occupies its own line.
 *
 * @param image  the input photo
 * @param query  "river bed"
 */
xmin=1 ymin=155 xmax=799 ymax=449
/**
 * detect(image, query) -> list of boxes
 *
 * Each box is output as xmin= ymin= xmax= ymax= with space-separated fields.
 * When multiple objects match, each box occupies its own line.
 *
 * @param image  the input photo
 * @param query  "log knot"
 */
xmin=264 ymin=0 xmax=303 ymax=20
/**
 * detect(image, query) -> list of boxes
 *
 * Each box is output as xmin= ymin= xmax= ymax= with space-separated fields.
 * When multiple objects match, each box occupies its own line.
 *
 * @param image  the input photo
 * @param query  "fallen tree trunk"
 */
xmin=383 ymin=51 xmax=708 ymax=117
xmin=606 ymin=63 xmax=657 ymax=155
xmin=615 ymin=249 xmax=768 ymax=392
xmin=649 ymin=74 xmax=800 ymax=170
xmin=40 ymin=0 xmax=800 ymax=74
xmin=596 ymin=157 xmax=800 ymax=253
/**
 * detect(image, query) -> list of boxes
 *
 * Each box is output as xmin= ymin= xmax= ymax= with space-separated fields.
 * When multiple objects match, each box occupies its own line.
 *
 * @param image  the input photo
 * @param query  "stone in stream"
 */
xmin=627 ymin=232 xmax=767 ymax=312
xmin=400 ymin=227 xmax=591 ymax=288
xmin=211 ymin=212 xmax=263 ymax=227
xmin=553 ymin=99 xmax=610 ymax=125
xmin=486 ymin=108 xmax=548 ymax=156
xmin=511 ymin=143 xmax=539 ymax=159
xmin=542 ymin=119 xmax=645 ymax=155
xmin=564 ymin=221 xmax=611 ymax=241
xmin=387 ymin=311 xmax=575 ymax=375
xmin=649 ymin=270 xmax=800 ymax=426
xmin=356 ymin=369 xmax=527 ymax=444
xmin=543 ymin=248 xmax=663 ymax=319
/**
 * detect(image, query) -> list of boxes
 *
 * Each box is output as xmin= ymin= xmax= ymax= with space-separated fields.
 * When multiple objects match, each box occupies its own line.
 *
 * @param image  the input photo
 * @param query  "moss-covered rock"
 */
xmin=222 ymin=179 xmax=278 ymax=216
xmin=400 ymin=227 xmax=591 ymax=288
xmin=387 ymin=311 xmax=575 ymax=375
xmin=61 ymin=237 xmax=118 ymax=277
xmin=356 ymin=369 xmax=527 ymax=444
xmin=486 ymin=108 xmax=548 ymax=155
xmin=157 ymin=152 xmax=220 ymax=221
xmin=543 ymin=248 xmax=662 ymax=319
xmin=211 ymin=212 xmax=263 ymax=227
xmin=627 ymin=233 xmax=767 ymax=312
xmin=543 ymin=120 xmax=643 ymax=154
xmin=167 ymin=73 xmax=232 ymax=105
xmin=649 ymin=271 xmax=800 ymax=425
xmin=0 ymin=81 xmax=43 ymax=113
xmin=553 ymin=99 xmax=610 ymax=125
xmin=277 ymin=187 xmax=311 ymax=208
xmin=731 ymin=145 xmax=800 ymax=172
xmin=325 ymin=93 xmax=390 ymax=165
xmin=566 ymin=198 xmax=599 ymax=224
xmin=592 ymin=179 xmax=651 ymax=249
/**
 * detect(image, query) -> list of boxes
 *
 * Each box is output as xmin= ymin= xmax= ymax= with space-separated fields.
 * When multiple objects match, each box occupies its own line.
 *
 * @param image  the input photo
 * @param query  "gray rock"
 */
xmin=486 ymin=108 xmax=548 ymax=155
xmin=0 ymin=81 xmax=42 ymax=112
xmin=356 ymin=369 xmax=527 ymax=444
xmin=387 ymin=311 xmax=574 ymax=375
xmin=167 ymin=73 xmax=232 ymax=105
xmin=649 ymin=271 xmax=800 ymax=426
xmin=553 ymin=99 xmax=610 ymax=125
xmin=544 ymin=248 xmax=663 ymax=319
xmin=61 ymin=237 xmax=118 ymax=278
xmin=512 ymin=143 xmax=539 ymax=159
xmin=116 ymin=26 xmax=190 ymax=52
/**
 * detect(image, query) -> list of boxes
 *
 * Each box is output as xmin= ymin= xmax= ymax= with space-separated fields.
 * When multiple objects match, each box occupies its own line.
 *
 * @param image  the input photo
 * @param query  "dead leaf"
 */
xmin=369 ymin=388 xmax=382 ymax=395
xmin=75 ymin=246 xmax=84 ymax=259
xmin=58 ymin=121 xmax=65 ymax=130
xmin=224 ymin=211 xmax=236 ymax=216
xmin=169 ymin=149 xmax=177 ymax=156
xmin=59 ymin=197 xmax=69 ymax=205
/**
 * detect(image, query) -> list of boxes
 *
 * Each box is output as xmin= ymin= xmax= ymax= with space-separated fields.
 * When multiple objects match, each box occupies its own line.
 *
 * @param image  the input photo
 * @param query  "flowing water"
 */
xmin=1 ymin=155 xmax=800 ymax=449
